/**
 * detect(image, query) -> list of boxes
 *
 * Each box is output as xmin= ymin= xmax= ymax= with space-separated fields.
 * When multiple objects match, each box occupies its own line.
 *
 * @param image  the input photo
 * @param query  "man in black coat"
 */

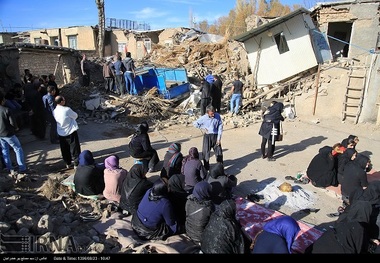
xmin=211 ymin=75 xmax=222 ymax=113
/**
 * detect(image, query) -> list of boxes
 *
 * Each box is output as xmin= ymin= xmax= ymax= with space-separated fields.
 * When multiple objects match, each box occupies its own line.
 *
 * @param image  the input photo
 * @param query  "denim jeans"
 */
xmin=124 ymin=71 xmax=135 ymax=95
xmin=230 ymin=94 xmax=242 ymax=114
xmin=0 ymin=135 xmax=26 ymax=172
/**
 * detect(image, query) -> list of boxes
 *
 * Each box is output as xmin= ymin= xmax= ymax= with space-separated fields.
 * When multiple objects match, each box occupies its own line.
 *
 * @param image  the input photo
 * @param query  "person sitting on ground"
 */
xmin=167 ymin=173 xmax=189 ymax=231
xmin=182 ymin=146 xmax=207 ymax=193
xmin=350 ymin=181 xmax=380 ymax=240
xmin=340 ymin=153 xmax=371 ymax=207
xmin=131 ymin=178 xmax=179 ymax=241
xmin=103 ymin=155 xmax=127 ymax=204
xmin=251 ymin=215 xmax=301 ymax=254
xmin=305 ymin=200 xmax=379 ymax=254
xmin=160 ymin=142 xmax=183 ymax=179
xmin=128 ymin=121 xmax=159 ymax=173
xmin=337 ymin=148 xmax=357 ymax=185
xmin=119 ymin=162 xmax=153 ymax=217
xmin=341 ymin=134 xmax=359 ymax=150
xmin=200 ymin=199 xmax=250 ymax=254
xmin=185 ymin=181 xmax=215 ymax=244
xmin=73 ymin=150 xmax=105 ymax=197
xmin=207 ymin=162 xmax=237 ymax=205
xmin=306 ymin=143 xmax=344 ymax=188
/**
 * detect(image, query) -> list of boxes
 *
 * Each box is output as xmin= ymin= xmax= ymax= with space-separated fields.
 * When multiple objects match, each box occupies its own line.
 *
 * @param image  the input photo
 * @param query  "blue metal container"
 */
xmin=134 ymin=67 xmax=191 ymax=101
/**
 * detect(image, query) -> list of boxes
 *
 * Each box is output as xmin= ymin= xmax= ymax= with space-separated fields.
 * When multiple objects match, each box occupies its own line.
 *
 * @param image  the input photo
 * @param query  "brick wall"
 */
xmin=19 ymin=52 xmax=61 ymax=83
xmin=18 ymin=51 xmax=80 ymax=86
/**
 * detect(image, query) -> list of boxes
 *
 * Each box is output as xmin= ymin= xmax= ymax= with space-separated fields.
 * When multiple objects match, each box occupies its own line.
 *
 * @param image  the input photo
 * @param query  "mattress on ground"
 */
xmin=235 ymin=197 xmax=323 ymax=254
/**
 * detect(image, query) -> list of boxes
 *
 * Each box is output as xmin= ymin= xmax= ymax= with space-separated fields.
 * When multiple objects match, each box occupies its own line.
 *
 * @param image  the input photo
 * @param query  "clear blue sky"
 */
xmin=0 ymin=0 xmax=314 ymax=32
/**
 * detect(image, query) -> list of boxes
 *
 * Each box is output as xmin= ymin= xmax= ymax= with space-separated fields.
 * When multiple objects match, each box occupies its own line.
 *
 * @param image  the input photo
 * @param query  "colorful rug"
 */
xmin=235 ymin=197 xmax=324 ymax=254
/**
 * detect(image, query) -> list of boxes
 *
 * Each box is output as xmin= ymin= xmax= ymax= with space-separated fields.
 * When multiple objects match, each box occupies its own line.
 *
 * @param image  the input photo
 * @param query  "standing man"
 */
xmin=80 ymin=53 xmax=90 ymax=87
xmin=199 ymin=79 xmax=212 ymax=116
xmin=193 ymin=105 xmax=223 ymax=170
xmin=112 ymin=54 xmax=126 ymax=96
xmin=229 ymin=73 xmax=244 ymax=116
xmin=48 ymin=74 xmax=59 ymax=96
xmin=42 ymin=86 xmax=59 ymax=144
xmin=53 ymin=95 xmax=81 ymax=168
xmin=211 ymin=75 xmax=223 ymax=113
xmin=0 ymin=92 xmax=32 ymax=176
xmin=123 ymin=52 xmax=136 ymax=95
xmin=103 ymin=58 xmax=114 ymax=94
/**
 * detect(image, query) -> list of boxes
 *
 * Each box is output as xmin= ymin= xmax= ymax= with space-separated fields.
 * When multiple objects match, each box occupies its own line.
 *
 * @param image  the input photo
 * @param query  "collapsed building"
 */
xmin=0 ymin=0 xmax=379 ymax=125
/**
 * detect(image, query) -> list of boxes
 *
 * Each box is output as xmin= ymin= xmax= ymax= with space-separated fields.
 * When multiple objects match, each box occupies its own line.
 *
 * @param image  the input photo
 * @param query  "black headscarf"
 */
xmin=193 ymin=181 xmax=212 ymax=201
xmin=201 ymin=199 xmax=246 ymax=254
xmin=137 ymin=121 xmax=149 ymax=135
xmin=168 ymin=173 xmax=186 ymax=194
xmin=355 ymin=154 xmax=370 ymax=170
xmin=209 ymin=162 xmax=225 ymax=179
xmin=350 ymin=181 xmax=380 ymax=206
xmin=337 ymin=200 xmax=373 ymax=224
xmin=149 ymin=178 xmax=168 ymax=201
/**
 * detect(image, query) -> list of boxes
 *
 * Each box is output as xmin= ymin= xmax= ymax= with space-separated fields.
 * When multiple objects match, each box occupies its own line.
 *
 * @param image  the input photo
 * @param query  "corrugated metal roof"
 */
xmin=233 ymin=7 xmax=311 ymax=42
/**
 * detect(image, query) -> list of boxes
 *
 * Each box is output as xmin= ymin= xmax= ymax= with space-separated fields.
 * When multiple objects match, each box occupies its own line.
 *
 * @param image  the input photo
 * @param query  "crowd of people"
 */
xmin=101 ymin=52 xmax=136 ymax=96
xmin=1 ymin=64 xmax=380 ymax=254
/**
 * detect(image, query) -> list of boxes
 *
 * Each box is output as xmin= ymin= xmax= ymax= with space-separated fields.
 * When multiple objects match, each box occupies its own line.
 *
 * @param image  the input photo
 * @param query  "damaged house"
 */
xmin=233 ymin=7 xmax=329 ymax=88
xmin=310 ymin=0 xmax=380 ymax=124
xmin=235 ymin=2 xmax=380 ymax=125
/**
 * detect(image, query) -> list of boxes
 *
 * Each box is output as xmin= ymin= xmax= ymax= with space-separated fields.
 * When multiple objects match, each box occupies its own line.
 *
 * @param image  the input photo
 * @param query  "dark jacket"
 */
xmin=132 ymin=179 xmax=178 ymax=240
xmin=0 ymin=105 xmax=17 ymax=137
xmin=160 ymin=147 xmax=183 ymax=179
xmin=306 ymin=146 xmax=338 ymax=188
xmin=337 ymin=148 xmax=357 ymax=184
xmin=119 ymin=163 xmax=153 ymax=214
xmin=200 ymin=81 xmax=212 ymax=99
xmin=341 ymin=153 xmax=369 ymax=198
xmin=73 ymin=150 xmax=105 ymax=196
xmin=168 ymin=173 xmax=189 ymax=227
xmin=201 ymin=199 xmax=247 ymax=254
xmin=129 ymin=123 xmax=153 ymax=158
xmin=207 ymin=162 xmax=237 ymax=205
xmin=305 ymin=201 xmax=372 ymax=254
xmin=185 ymin=181 xmax=215 ymax=243
xmin=182 ymin=147 xmax=207 ymax=192
xmin=258 ymin=101 xmax=284 ymax=140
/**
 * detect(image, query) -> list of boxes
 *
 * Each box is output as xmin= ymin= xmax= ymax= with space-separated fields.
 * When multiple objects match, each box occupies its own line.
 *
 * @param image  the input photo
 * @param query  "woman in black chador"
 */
xmin=258 ymin=101 xmax=284 ymax=161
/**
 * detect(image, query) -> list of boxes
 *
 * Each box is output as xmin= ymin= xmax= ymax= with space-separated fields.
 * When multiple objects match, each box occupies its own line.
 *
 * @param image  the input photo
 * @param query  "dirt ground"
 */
xmin=13 ymin=101 xmax=380 ymax=232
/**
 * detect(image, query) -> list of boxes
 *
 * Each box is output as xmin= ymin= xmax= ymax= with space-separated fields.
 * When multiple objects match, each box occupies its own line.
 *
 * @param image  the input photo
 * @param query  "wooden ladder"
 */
xmin=342 ymin=66 xmax=367 ymax=124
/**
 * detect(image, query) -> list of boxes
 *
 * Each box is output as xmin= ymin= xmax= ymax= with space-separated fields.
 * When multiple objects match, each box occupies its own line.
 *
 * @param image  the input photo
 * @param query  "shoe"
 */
xmin=262 ymin=154 xmax=267 ymax=159
xmin=267 ymin=157 xmax=276 ymax=162
xmin=294 ymin=178 xmax=310 ymax=184
xmin=285 ymin=175 xmax=297 ymax=181
xmin=327 ymin=212 xmax=340 ymax=218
